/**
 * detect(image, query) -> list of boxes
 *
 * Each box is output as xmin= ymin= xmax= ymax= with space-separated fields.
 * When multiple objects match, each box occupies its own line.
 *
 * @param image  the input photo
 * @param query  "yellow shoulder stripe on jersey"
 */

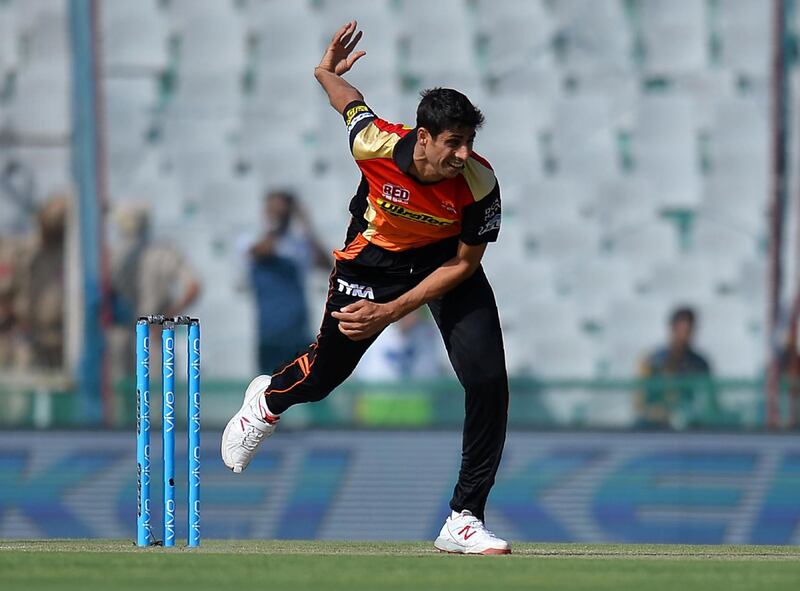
xmin=462 ymin=157 xmax=497 ymax=202
xmin=352 ymin=123 xmax=405 ymax=161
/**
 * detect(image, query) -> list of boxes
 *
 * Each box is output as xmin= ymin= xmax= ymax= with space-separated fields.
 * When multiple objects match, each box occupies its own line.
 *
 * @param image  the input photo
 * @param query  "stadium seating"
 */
xmin=103 ymin=77 xmax=159 ymax=172
xmin=548 ymin=94 xmax=621 ymax=180
xmin=699 ymin=176 xmax=769 ymax=235
xmin=602 ymin=296 xmax=672 ymax=377
xmin=610 ymin=221 xmax=680 ymax=268
xmin=3 ymin=0 xmax=776 ymax=384
xmin=119 ymin=170 xmax=185 ymax=224
xmin=2 ymin=145 xmax=72 ymax=201
xmin=645 ymin=256 xmax=723 ymax=303
xmin=561 ymin=257 xmax=639 ymax=323
xmin=717 ymin=0 xmax=771 ymax=77
xmin=691 ymin=216 xmax=763 ymax=280
xmin=247 ymin=1 xmax=322 ymax=78
xmin=473 ymin=94 xmax=544 ymax=186
xmin=0 ymin=3 xmax=18 ymax=76
xmin=550 ymin=0 xmax=633 ymax=75
xmin=6 ymin=65 xmax=71 ymax=138
xmin=638 ymin=0 xmax=708 ymax=76
xmin=631 ymin=93 xmax=702 ymax=208
xmin=474 ymin=0 xmax=556 ymax=80
xmin=533 ymin=332 xmax=599 ymax=379
xmin=318 ymin=0 xmax=399 ymax=82
xmin=522 ymin=178 xmax=595 ymax=231
xmin=102 ymin=0 xmax=169 ymax=74
xmin=595 ymin=177 xmax=661 ymax=237
xmin=696 ymin=298 xmax=765 ymax=376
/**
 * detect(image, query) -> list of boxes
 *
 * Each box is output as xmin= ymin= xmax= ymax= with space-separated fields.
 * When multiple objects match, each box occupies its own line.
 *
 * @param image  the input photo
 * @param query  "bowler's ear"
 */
xmin=417 ymin=127 xmax=431 ymax=147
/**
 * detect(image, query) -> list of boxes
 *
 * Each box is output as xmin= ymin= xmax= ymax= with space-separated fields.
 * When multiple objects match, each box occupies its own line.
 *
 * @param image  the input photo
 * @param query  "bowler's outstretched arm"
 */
xmin=314 ymin=20 xmax=366 ymax=114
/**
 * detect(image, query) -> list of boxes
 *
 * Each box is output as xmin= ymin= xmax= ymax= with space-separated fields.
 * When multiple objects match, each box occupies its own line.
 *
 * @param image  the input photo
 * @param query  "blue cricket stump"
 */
xmin=188 ymin=320 xmax=201 ymax=547
xmin=162 ymin=320 xmax=176 ymax=547
xmin=135 ymin=320 xmax=151 ymax=546
xmin=136 ymin=315 xmax=200 ymax=548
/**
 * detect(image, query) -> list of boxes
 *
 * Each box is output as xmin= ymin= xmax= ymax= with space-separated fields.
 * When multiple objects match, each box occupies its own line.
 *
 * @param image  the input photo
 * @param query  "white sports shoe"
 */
xmin=221 ymin=375 xmax=279 ymax=473
xmin=434 ymin=510 xmax=511 ymax=555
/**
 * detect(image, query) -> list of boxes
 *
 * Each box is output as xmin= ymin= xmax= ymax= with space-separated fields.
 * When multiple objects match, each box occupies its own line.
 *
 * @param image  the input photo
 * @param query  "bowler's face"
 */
xmin=423 ymin=127 xmax=475 ymax=178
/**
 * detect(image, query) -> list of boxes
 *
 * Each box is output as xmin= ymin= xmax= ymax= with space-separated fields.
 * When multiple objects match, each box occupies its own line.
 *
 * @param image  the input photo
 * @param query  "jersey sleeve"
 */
xmin=343 ymin=100 xmax=377 ymax=150
xmin=461 ymin=182 xmax=501 ymax=244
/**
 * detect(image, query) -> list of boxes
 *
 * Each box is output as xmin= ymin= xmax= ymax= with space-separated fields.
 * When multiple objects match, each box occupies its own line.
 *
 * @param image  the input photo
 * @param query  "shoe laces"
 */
xmin=458 ymin=513 xmax=498 ymax=539
xmin=240 ymin=425 xmax=265 ymax=451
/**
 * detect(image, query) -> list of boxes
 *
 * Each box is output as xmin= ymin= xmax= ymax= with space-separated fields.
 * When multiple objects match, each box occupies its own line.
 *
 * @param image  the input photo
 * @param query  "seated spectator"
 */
xmin=636 ymin=306 xmax=714 ymax=430
xmin=0 ymin=234 xmax=22 ymax=368
xmin=16 ymin=194 xmax=70 ymax=370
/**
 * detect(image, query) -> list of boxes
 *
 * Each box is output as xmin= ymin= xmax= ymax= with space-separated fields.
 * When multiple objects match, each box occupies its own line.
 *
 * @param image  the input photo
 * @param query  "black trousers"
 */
xmin=265 ymin=260 xmax=509 ymax=521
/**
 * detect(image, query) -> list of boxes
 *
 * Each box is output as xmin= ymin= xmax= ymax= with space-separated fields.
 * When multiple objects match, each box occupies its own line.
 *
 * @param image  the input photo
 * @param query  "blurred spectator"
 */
xmin=247 ymin=190 xmax=329 ymax=374
xmin=354 ymin=310 xmax=448 ymax=381
xmin=15 ymin=194 xmax=70 ymax=370
xmin=0 ymin=235 xmax=22 ymax=368
xmin=109 ymin=202 xmax=201 ymax=376
xmin=636 ymin=306 xmax=714 ymax=429
xmin=778 ymin=321 xmax=800 ymax=427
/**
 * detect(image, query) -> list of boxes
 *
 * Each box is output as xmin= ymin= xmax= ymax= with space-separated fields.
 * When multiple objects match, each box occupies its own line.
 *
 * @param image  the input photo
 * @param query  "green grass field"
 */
xmin=1 ymin=540 xmax=799 ymax=591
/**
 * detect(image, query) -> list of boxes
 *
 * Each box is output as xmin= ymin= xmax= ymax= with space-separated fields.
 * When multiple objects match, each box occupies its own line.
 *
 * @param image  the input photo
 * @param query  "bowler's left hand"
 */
xmin=331 ymin=300 xmax=394 ymax=341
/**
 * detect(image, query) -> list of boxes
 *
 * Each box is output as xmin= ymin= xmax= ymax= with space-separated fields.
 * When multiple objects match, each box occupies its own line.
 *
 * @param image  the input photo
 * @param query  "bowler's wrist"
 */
xmin=385 ymin=299 xmax=410 ymax=323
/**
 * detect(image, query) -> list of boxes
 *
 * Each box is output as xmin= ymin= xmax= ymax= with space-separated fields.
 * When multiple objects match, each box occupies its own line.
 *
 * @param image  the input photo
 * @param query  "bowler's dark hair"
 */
xmin=416 ymin=88 xmax=484 ymax=137
xmin=670 ymin=307 xmax=696 ymax=326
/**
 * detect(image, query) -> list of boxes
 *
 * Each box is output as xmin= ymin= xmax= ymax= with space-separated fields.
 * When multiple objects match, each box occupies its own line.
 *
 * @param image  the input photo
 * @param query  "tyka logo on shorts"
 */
xmin=337 ymin=278 xmax=375 ymax=300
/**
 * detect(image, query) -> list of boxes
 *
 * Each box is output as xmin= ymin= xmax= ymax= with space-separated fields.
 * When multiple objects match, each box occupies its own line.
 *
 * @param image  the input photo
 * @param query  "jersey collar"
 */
xmin=392 ymin=126 xmax=418 ymax=174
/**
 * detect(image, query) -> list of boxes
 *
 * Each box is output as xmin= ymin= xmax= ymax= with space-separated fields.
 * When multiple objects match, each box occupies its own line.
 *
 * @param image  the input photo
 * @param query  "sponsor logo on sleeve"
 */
xmin=478 ymin=213 xmax=501 ymax=235
xmin=345 ymin=104 xmax=371 ymax=127
xmin=347 ymin=112 xmax=374 ymax=132
xmin=484 ymin=197 xmax=501 ymax=220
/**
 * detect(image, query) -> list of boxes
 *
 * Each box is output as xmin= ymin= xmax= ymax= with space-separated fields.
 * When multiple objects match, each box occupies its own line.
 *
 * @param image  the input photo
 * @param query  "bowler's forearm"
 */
xmin=314 ymin=67 xmax=363 ymax=114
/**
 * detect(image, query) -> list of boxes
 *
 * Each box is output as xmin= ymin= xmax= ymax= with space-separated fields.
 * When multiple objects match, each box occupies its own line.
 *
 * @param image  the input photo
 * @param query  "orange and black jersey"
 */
xmin=335 ymin=101 xmax=501 ymax=269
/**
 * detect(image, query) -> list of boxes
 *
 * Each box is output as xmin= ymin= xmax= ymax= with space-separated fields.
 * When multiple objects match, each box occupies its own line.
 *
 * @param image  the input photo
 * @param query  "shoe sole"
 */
xmin=434 ymin=547 xmax=512 ymax=555
xmin=220 ymin=375 xmax=272 ymax=472
xmin=433 ymin=538 xmax=511 ymax=555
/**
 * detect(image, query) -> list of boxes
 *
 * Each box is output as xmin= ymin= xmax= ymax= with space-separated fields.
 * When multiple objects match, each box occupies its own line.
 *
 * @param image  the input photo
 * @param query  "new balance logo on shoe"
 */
xmin=336 ymin=278 xmax=374 ymax=300
xmin=458 ymin=525 xmax=477 ymax=540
